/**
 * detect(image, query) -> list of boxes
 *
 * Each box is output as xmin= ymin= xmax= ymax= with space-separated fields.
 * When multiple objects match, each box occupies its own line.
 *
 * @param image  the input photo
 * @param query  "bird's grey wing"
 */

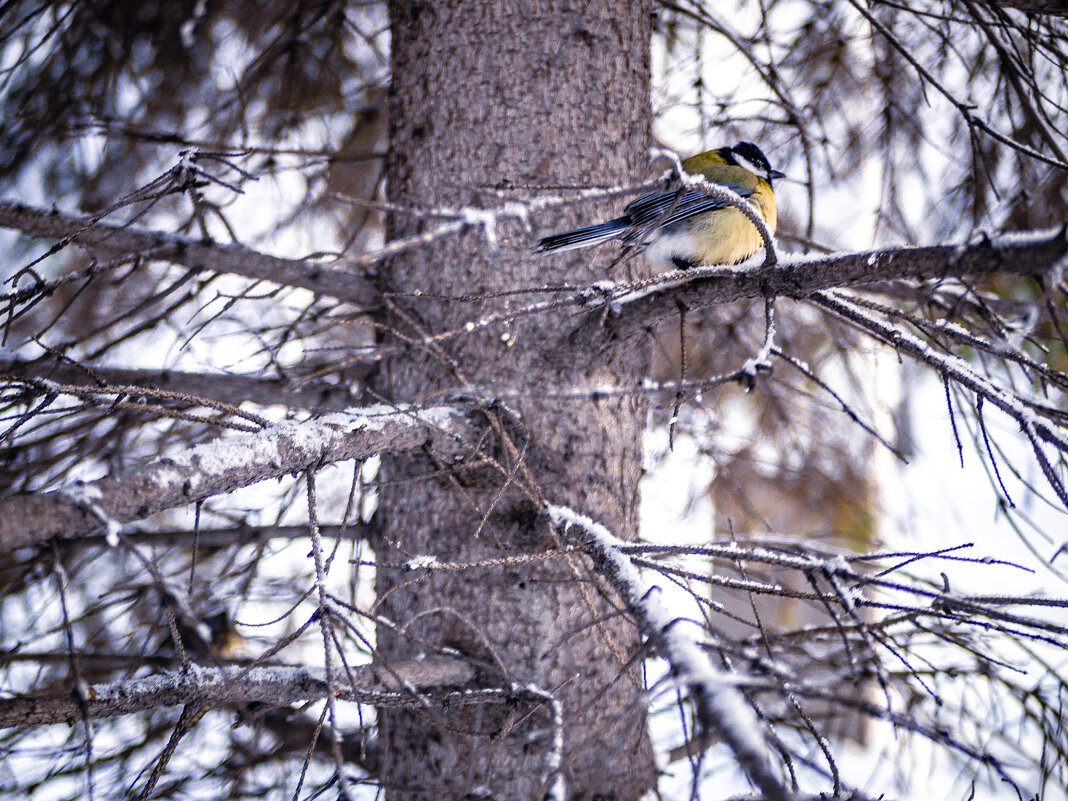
xmin=622 ymin=183 xmax=754 ymax=231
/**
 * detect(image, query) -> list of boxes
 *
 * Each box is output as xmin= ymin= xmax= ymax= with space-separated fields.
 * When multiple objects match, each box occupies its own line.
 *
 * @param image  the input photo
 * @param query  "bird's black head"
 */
xmin=726 ymin=141 xmax=785 ymax=184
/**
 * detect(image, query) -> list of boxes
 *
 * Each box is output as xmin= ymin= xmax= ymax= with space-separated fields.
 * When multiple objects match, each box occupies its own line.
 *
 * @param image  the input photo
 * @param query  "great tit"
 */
xmin=534 ymin=142 xmax=783 ymax=270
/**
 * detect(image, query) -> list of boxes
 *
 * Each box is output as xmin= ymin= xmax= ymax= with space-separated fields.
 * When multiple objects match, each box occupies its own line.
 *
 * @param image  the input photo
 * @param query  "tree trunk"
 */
xmin=373 ymin=1 xmax=656 ymax=798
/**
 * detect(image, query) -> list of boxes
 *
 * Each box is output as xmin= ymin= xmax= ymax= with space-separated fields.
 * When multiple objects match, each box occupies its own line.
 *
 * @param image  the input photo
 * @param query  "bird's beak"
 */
xmin=769 ymin=168 xmax=786 ymax=181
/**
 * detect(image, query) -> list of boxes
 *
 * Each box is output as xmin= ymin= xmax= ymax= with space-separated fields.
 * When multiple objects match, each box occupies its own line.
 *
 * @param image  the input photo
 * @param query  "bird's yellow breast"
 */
xmin=650 ymin=177 xmax=777 ymax=268
xmin=676 ymin=154 xmax=778 ymax=265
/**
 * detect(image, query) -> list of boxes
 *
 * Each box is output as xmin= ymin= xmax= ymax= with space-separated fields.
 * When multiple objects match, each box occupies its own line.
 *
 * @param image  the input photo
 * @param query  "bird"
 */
xmin=534 ymin=141 xmax=783 ymax=271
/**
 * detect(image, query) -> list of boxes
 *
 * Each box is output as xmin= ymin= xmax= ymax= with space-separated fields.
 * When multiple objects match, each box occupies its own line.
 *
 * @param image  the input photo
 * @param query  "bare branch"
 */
xmin=0 ymin=358 xmax=368 ymax=412
xmin=984 ymin=0 xmax=1068 ymax=17
xmin=0 ymin=200 xmax=380 ymax=308
xmin=79 ymin=522 xmax=374 ymax=549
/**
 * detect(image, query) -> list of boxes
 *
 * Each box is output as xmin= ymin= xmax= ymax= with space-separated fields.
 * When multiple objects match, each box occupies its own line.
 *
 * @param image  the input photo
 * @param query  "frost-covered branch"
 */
xmin=568 ymin=226 xmax=1068 ymax=347
xmin=0 ymin=405 xmax=478 ymax=553
xmin=0 ymin=199 xmax=380 ymax=307
xmin=813 ymin=289 xmax=1068 ymax=504
xmin=0 ymin=656 xmax=476 ymax=729
xmin=548 ymin=505 xmax=789 ymax=801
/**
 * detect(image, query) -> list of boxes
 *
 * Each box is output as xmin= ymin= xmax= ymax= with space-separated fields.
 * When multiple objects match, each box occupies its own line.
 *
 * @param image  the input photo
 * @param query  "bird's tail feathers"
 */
xmin=533 ymin=217 xmax=629 ymax=254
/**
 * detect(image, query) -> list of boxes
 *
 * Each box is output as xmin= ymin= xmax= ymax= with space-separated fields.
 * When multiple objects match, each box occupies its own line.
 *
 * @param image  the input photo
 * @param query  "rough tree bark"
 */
xmin=373 ymin=1 xmax=657 ymax=798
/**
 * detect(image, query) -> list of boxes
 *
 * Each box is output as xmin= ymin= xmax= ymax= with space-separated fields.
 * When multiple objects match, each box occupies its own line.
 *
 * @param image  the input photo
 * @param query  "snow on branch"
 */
xmin=548 ymin=505 xmax=789 ymax=801
xmin=0 ymin=405 xmax=478 ymax=553
xmin=567 ymin=225 xmax=1068 ymax=347
xmin=0 ymin=199 xmax=380 ymax=308
xmin=0 ymin=656 xmax=476 ymax=729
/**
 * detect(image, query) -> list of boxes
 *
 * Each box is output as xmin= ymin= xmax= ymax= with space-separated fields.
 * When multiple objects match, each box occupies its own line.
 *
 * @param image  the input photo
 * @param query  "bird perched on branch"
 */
xmin=534 ymin=142 xmax=783 ymax=271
